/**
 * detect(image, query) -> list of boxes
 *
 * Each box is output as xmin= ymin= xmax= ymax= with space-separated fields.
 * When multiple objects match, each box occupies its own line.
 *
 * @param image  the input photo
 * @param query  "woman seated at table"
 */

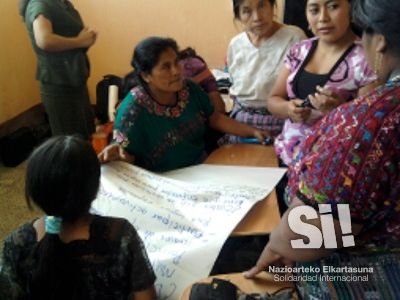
xmin=178 ymin=47 xmax=227 ymax=153
xmin=270 ymin=0 xmax=376 ymax=166
xmin=245 ymin=0 xmax=400 ymax=298
xmin=98 ymin=37 xmax=267 ymax=172
xmin=178 ymin=47 xmax=226 ymax=114
xmin=122 ymin=47 xmax=226 ymax=114
xmin=121 ymin=46 xmax=226 ymax=154
xmin=220 ymin=0 xmax=305 ymax=144
xmin=0 ymin=136 xmax=156 ymax=300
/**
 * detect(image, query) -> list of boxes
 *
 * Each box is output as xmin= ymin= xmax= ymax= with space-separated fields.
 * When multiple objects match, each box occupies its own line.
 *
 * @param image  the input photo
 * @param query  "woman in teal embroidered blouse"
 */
xmin=98 ymin=37 xmax=268 ymax=172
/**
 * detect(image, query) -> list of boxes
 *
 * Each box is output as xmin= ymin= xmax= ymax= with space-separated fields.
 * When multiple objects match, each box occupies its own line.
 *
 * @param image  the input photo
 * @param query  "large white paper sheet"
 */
xmin=163 ymin=163 xmax=287 ymax=189
xmin=92 ymin=162 xmax=286 ymax=299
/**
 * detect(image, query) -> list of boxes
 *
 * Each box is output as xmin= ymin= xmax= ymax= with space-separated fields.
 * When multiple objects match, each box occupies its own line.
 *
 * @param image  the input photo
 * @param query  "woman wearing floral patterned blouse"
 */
xmin=269 ymin=0 xmax=376 ymax=166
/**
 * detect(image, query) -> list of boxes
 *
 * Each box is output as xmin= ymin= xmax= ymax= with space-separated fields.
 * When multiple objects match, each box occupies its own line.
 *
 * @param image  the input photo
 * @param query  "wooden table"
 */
xmin=180 ymin=272 xmax=296 ymax=300
xmin=205 ymin=144 xmax=282 ymax=235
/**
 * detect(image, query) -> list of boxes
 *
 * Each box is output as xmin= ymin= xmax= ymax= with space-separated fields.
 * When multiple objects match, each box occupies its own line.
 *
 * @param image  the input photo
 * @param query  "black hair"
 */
xmin=26 ymin=135 xmax=100 ymax=299
xmin=178 ymin=47 xmax=206 ymax=64
xmin=122 ymin=36 xmax=179 ymax=95
xmin=352 ymin=0 xmax=400 ymax=54
xmin=232 ymin=0 xmax=276 ymax=19
xmin=301 ymin=0 xmax=361 ymax=38
xmin=121 ymin=70 xmax=138 ymax=97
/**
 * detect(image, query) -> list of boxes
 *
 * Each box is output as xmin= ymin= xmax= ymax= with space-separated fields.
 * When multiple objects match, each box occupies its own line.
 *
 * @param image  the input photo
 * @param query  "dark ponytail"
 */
xmin=25 ymin=136 xmax=100 ymax=300
xmin=121 ymin=70 xmax=139 ymax=99
xmin=30 ymin=235 xmax=88 ymax=300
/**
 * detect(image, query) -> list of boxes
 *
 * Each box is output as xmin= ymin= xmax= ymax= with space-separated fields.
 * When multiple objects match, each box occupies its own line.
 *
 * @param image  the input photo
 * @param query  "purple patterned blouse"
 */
xmin=274 ymin=37 xmax=376 ymax=166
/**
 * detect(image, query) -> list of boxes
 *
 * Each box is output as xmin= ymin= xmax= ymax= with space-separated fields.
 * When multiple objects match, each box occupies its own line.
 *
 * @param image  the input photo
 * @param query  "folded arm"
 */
xmin=33 ymin=14 xmax=97 ymax=52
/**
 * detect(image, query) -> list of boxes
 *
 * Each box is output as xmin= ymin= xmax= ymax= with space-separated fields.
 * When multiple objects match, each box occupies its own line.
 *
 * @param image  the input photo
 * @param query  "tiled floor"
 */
xmin=0 ymin=161 xmax=40 ymax=242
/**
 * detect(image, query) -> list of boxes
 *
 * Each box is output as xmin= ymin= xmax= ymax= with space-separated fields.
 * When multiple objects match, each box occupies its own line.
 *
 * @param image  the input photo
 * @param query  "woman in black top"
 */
xmin=0 ymin=136 xmax=156 ymax=300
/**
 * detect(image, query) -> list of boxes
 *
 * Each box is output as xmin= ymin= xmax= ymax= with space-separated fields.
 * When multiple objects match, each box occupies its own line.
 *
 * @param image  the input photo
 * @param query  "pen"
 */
xmin=238 ymin=137 xmax=273 ymax=145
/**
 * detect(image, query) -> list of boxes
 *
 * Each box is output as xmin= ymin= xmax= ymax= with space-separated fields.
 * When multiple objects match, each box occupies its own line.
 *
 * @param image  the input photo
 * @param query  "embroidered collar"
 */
xmin=131 ymin=83 xmax=189 ymax=118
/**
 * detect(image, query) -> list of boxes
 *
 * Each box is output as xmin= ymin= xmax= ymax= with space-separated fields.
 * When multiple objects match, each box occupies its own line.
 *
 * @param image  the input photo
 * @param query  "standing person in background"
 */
xmin=221 ymin=0 xmax=305 ymax=144
xmin=0 ymin=136 xmax=157 ymax=299
xmin=270 ymin=0 xmax=376 ymax=167
xmin=19 ymin=0 xmax=97 ymax=140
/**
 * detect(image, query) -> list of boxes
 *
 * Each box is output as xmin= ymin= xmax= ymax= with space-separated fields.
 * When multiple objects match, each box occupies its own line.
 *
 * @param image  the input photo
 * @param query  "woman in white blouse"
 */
xmin=222 ymin=0 xmax=305 ymax=144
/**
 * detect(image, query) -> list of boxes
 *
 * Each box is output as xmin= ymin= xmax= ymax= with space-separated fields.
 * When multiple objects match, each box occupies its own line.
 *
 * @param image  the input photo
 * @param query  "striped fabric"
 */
xmin=219 ymin=98 xmax=284 ymax=144
xmin=296 ymin=250 xmax=400 ymax=300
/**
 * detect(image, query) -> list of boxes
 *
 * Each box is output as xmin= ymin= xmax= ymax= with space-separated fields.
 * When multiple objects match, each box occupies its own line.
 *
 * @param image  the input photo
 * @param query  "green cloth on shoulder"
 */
xmin=114 ymin=80 xmax=214 ymax=172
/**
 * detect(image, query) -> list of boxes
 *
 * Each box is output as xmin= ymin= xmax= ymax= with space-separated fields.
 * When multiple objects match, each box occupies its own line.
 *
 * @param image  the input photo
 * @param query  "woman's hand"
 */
xmin=32 ymin=15 xmax=98 ymax=52
xmin=77 ymin=27 xmax=97 ymax=48
xmin=98 ymin=143 xmax=135 ymax=164
xmin=253 ymin=129 xmax=271 ymax=145
xmin=130 ymin=286 xmax=157 ymax=300
xmin=243 ymin=243 xmax=294 ymax=279
xmin=308 ymin=86 xmax=341 ymax=113
xmin=288 ymin=99 xmax=311 ymax=123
